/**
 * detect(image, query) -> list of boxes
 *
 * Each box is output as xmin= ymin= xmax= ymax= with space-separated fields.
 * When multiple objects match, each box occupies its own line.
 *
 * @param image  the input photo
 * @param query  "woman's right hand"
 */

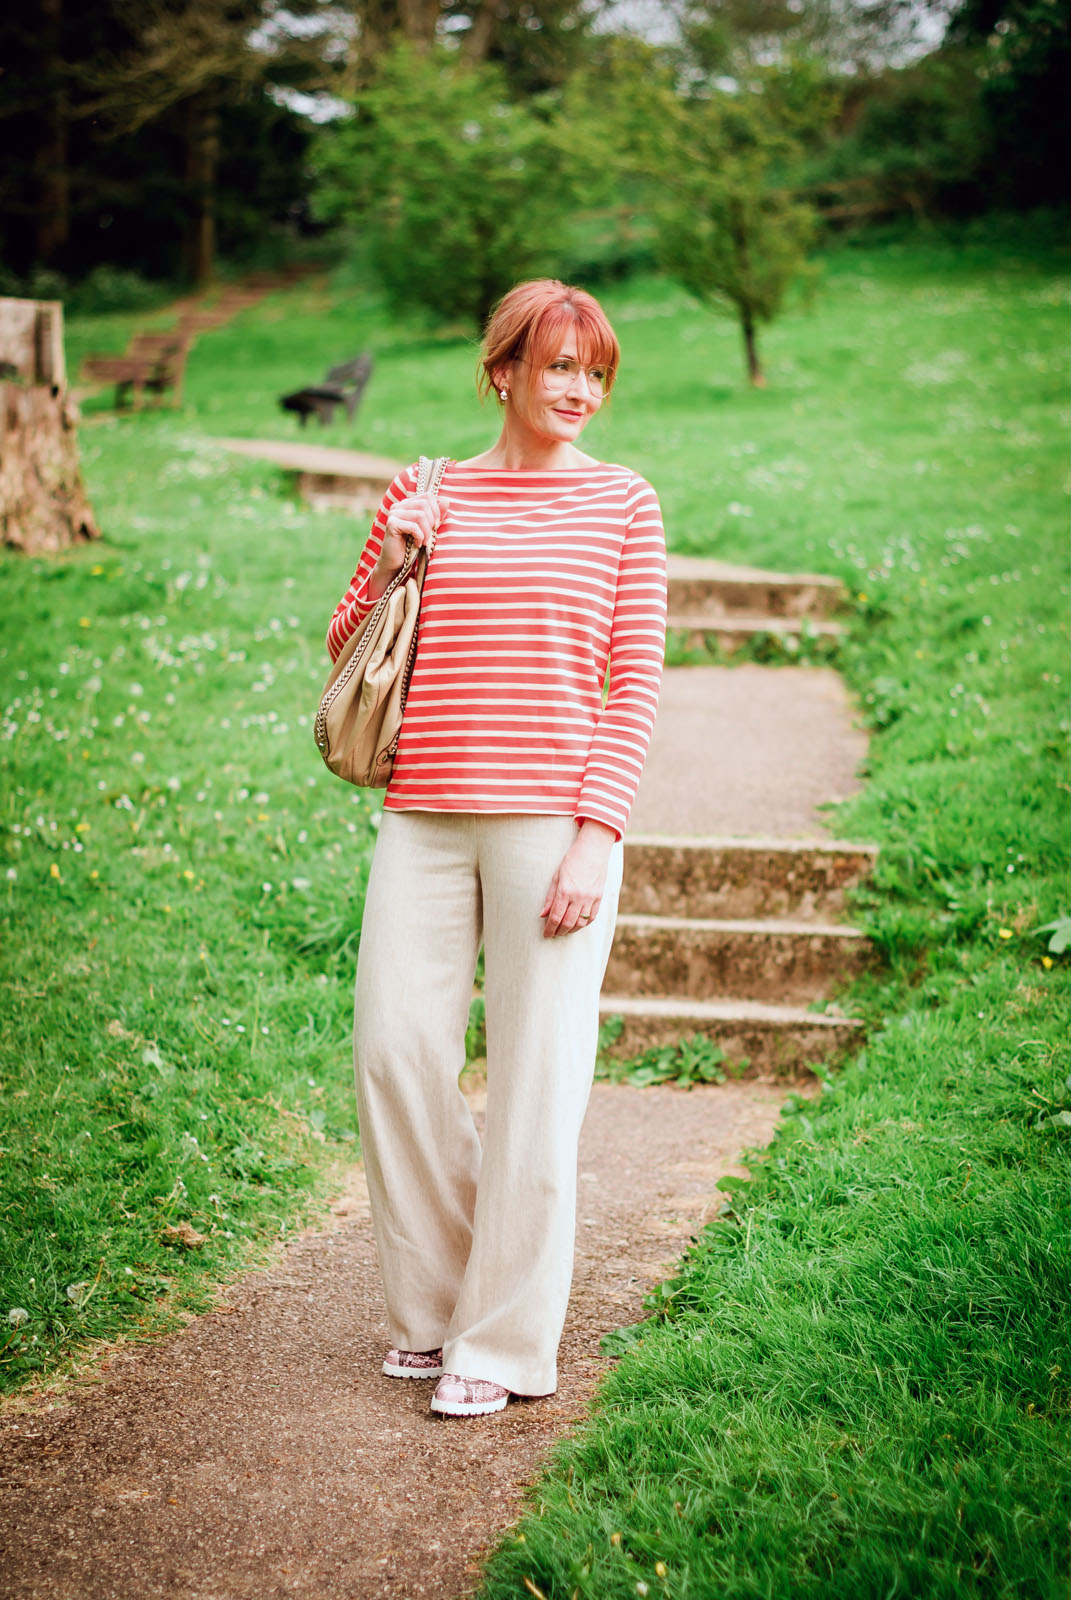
xmin=368 ymin=492 xmax=445 ymax=600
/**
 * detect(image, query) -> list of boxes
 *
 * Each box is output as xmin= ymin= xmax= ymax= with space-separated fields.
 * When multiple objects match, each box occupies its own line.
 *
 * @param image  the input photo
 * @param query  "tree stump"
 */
xmin=0 ymin=297 xmax=98 ymax=554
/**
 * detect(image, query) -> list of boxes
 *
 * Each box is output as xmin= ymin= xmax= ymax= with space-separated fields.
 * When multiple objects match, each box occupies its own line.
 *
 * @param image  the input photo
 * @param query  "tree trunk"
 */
xmin=351 ymin=0 xmax=394 ymax=83
xmin=741 ymin=310 xmax=765 ymax=388
xmin=461 ymin=0 xmax=499 ymax=63
xmin=34 ymin=0 xmax=70 ymax=266
xmin=183 ymin=91 xmax=220 ymax=287
xmin=726 ymin=196 xmax=765 ymax=388
xmin=396 ymin=0 xmax=439 ymax=48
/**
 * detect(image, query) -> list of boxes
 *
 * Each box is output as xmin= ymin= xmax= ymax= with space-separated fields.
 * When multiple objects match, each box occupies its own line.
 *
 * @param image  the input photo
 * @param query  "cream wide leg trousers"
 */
xmin=353 ymin=811 xmax=623 ymax=1397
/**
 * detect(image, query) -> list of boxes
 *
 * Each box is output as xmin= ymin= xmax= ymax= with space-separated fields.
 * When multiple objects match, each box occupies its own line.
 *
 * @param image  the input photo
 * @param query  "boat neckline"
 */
xmin=447 ymin=459 xmax=619 ymax=472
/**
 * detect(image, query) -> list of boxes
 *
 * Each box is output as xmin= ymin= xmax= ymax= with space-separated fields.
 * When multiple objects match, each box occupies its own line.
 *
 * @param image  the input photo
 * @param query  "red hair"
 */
xmin=478 ymin=279 xmax=620 ymax=402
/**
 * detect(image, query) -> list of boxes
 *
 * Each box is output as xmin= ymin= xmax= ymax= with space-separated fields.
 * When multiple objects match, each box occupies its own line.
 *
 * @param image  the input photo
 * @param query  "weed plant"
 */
xmin=595 ymin=1021 xmax=744 ymax=1088
xmin=2 ymin=225 xmax=1069 ymax=1591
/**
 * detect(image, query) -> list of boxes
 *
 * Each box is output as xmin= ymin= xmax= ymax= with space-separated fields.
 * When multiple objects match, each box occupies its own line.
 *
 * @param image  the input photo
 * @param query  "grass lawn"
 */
xmin=4 ymin=219 xmax=1070 ymax=1591
xmin=476 ymin=232 xmax=1071 ymax=1597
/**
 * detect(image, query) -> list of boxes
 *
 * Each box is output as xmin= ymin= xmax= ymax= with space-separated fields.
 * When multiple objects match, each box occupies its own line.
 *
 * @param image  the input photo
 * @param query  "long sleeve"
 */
xmin=325 ymin=463 xmax=419 ymax=662
xmin=576 ymin=477 xmax=667 ymax=837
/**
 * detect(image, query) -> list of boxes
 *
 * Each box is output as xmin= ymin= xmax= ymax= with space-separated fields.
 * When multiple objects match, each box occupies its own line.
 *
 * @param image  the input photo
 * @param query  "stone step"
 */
xmin=599 ymin=995 xmax=862 ymax=1076
xmin=666 ymin=613 xmax=846 ymax=657
xmin=606 ymin=914 xmax=873 ymax=1005
xmin=622 ymin=835 xmax=878 ymax=922
xmin=666 ymin=555 xmax=846 ymax=620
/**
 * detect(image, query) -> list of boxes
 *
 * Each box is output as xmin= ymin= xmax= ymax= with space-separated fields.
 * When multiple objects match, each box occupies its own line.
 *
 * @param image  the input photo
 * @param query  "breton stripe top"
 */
xmin=326 ymin=460 xmax=667 ymax=839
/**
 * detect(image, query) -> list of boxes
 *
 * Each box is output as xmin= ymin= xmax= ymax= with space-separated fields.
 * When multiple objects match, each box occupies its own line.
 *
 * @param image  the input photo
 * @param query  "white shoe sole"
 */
xmin=430 ymin=1392 xmax=508 ymax=1417
xmin=382 ymin=1359 xmax=444 ymax=1379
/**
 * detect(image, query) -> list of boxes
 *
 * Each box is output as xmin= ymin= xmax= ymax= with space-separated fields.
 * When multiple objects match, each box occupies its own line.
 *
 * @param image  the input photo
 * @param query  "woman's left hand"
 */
xmin=541 ymin=821 xmax=617 ymax=938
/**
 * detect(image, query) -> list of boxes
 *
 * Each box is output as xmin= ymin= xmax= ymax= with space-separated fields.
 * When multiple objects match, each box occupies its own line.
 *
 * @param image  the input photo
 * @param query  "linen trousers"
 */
xmin=353 ymin=811 xmax=623 ymax=1397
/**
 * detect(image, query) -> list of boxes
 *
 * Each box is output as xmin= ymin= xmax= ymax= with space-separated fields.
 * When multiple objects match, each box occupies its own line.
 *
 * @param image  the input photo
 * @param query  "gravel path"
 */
xmin=0 ymin=654 xmax=865 ymax=1597
xmin=0 ymin=1081 xmax=788 ymax=1600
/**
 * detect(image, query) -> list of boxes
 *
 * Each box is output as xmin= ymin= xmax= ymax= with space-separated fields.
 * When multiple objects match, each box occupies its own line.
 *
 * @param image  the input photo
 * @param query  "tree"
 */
xmin=0 ymin=0 xmax=129 ymax=275
xmin=643 ymin=65 xmax=836 ymax=385
xmin=80 ymin=0 xmax=323 ymax=284
xmin=948 ymin=0 xmax=1071 ymax=205
xmin=673 ymin=0 xmax=959 ymax=79
xmin=550 ymin=39 xmax=835 ymax=383
xmin=818 ymin=47 xmax=986 ymax=220
xmin=32 ymin=0 xmax=70 ymax=265
xmin=0 ymin=0 xmax=321 ymax=286
xmin=312 ymin=43 xmax=590 ymax=325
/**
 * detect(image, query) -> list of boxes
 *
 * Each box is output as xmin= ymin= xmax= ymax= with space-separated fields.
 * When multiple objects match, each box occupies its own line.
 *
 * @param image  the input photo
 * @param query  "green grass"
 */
xmin=0 ymin=427 xmax=387 ymax=1385
xmin=471 ymin=230 xmax=1071 ymax=1598
xmin=3 ymin=220 xmax=1070 ymax=1590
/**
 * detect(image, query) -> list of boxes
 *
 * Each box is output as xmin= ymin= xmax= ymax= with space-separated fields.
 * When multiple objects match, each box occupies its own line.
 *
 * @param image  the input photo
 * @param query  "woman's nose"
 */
xmin=565 ymin=368 xmax=590 ymax=401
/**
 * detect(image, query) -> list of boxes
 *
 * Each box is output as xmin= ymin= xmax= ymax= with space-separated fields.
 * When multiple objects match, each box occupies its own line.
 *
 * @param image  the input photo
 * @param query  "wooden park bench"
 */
xmin=83 ymin=328 xmax=193 ymax=411
xmin=279 ymin=352 xmax=373 ymax=428
xmin=80 ymin=281 xmax=276 ymax=412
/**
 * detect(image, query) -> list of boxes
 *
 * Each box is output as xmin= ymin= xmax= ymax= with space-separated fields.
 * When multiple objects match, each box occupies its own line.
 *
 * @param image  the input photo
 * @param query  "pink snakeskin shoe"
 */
xmin=382 ymin=1347 xmax=444 ymax=1379
xmin=430 ymin=1373 xmax=510 ymax=1417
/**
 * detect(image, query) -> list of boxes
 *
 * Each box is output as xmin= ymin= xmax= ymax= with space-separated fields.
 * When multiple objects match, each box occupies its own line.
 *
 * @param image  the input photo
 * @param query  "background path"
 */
xmin=1 ymin=1082 xmax=786 ymax=1600
xmin=631 ymin=664 xmax=866 ymax=838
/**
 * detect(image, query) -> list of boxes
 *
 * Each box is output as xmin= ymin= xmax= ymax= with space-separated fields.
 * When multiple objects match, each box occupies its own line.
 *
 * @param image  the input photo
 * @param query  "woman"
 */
xmin=326 ymin=279 xmax=666 ymax=1418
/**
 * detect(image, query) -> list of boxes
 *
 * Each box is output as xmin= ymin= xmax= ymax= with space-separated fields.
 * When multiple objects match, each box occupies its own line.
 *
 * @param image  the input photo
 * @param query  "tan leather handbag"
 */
xmin=314 ymin=455 xmax=448 ymax=787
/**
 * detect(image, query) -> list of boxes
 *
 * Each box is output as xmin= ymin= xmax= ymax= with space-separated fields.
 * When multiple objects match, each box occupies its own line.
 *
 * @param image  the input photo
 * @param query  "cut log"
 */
xmin=0 ymin=384 xmax=98 ymax=553
xmin=0 ymin=297 xmax=97 ymax=554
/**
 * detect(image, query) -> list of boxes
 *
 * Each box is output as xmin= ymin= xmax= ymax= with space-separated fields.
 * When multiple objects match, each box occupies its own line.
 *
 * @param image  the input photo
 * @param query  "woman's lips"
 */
xmin=553 ymin=408 xmax=583 ymax=420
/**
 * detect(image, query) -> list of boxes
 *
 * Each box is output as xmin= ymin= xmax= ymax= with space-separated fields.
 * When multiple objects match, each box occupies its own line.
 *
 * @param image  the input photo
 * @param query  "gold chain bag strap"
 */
xmin=314 ymin=454 xmax=448 ymax=787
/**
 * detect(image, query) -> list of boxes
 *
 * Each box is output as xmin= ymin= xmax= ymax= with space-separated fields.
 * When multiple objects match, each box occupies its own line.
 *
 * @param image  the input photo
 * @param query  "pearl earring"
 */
xmin=499 ymin=387 xmax=508 ymax=402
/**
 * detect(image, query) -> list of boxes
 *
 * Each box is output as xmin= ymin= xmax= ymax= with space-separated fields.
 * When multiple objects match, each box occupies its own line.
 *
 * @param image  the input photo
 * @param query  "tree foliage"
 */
xmin=312 ymin=44 xmax=589 ymax=325
xmin=1 ymin=0 xmax=1066 ymax=303
xmin=817 ymin=48 xmax=986 ymax=220
xmin=293 ymin=0 xmax=604 ymax=97
xmin=675 ymin=0 xmax=954 ymax=79
xmin=677 ymin=0 xmax=1070 ymax=219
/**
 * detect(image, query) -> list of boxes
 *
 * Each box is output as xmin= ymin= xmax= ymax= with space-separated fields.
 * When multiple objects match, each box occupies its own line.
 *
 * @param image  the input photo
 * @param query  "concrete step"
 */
xmin=622 ymin=835 xmax=878 ymax=922
xmin=606 ymin=914 xmax=873 ymax=1005
xmin=297 ymin=470 xmax=391 ymax=514
xmin=214 ymin=441 xmax=399 ymax=514
xmin=666 ymin=613 xmax=846 ymax=657
xmin=599 ymin=995 xmax=862 ymax=1076
xmin=666 ymin=555 xmax=846 ymax=620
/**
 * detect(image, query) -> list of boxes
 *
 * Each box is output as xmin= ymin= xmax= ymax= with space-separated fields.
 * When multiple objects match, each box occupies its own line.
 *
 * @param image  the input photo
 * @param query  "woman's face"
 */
xmin=504 ymin=342 xmax=606 ymax=446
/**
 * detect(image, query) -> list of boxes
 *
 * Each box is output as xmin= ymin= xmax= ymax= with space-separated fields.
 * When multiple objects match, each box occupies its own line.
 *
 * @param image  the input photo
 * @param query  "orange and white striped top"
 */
xmin=326 ymin=460 xmax=667 ymax=838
